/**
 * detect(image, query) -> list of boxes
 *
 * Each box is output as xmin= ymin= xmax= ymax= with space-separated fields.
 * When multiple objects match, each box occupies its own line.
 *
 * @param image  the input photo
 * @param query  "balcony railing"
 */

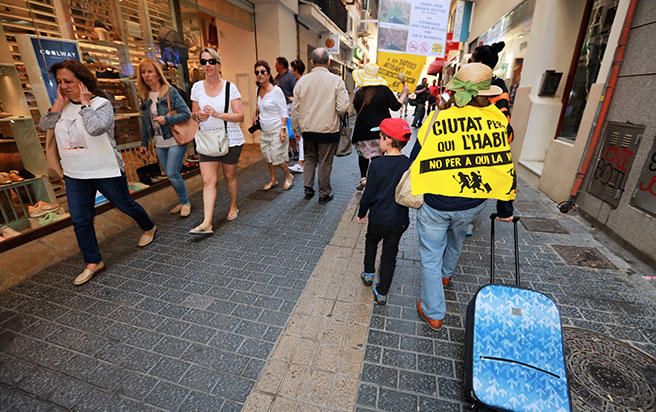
xmin=306 ymin=0 xmax=348 ymax=33
xmin=364 ymin=0 xmax=378 ymax=19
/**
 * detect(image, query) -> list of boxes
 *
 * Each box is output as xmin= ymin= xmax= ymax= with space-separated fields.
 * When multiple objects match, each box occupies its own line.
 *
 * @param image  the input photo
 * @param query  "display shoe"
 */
xmin=8 ymin=170 xmax=24 ymax=182
xmin=73 ymin=262 xmax=105 ymax=286
xmin=180 ymin=203 xmax=191 ymax=218
xmin=28 ymin=205 xmax=50 ymax=218
xmin=138 ymin=226 xmax=157 ymax=247
xmin=39 ymin=212 xmax=62 ymax=225
xmin=283 ymin=175 xmax=294 ymax=191
xmin=34 ymin=201 xmax=60 ymax=212
xmin=170 ymin=204 xmax=182 ymax=214
xmin=0 ymin=225 xmax=20 ymax=239
xmin=0 ymin=172 xmax=12 ymax=185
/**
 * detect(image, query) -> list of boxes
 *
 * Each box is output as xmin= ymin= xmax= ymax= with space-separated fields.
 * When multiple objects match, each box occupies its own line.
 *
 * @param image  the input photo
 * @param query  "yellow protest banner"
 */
xmin=410 ymin=104 xmax=516 ymax=201
xmin=377 ymin=52 xmax=426 ymax=93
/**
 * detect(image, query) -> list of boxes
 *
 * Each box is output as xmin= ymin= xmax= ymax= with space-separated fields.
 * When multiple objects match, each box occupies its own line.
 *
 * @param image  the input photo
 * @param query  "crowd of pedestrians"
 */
xmin=42 ymin=44 xmax=515 ymax=332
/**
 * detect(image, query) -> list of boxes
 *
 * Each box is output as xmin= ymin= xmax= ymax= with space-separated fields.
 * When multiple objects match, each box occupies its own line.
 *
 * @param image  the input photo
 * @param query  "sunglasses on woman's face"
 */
xmin=255 ymin=69 xmax=268 ymax=75
xmin=200 ymin=58 xmax=218 ymax=66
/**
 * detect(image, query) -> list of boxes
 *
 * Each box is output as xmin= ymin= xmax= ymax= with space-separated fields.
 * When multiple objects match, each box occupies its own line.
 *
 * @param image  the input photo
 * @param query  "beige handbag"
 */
xmin=45 ymin=128 xmax=63 ymax=181
xmin=395 ymin=110 xmax=439 ymax=208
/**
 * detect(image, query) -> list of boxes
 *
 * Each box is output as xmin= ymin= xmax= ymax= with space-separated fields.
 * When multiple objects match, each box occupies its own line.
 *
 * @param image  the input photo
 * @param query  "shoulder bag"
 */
xmin=166 ymin=90 xmax=198 ymax=145
xmin=335 ymin=114 xmax=353 ymax=157
xmin=45 ymin=128 xmax=63 ymax=181
xmin=248 ymin=86 xmax=261 ymax=135
xmin=395 ymin=109 xmax=439 ymax=208
xmin=195 ymin=81 xmax=231 ymax=157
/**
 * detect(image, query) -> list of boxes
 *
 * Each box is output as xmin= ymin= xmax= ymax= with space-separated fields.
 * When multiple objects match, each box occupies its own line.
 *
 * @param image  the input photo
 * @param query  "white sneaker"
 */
xmin=289 ymin=164 xmax=304 ymax=173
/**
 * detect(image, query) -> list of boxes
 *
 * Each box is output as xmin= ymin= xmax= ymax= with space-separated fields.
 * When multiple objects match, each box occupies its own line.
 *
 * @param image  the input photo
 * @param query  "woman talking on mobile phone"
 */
xmin=40 ymin=60 xmax=156 ymax=286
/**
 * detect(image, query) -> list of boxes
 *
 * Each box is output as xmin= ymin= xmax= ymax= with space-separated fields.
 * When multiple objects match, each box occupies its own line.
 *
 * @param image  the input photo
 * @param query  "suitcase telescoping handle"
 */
xmin=489 ymin=214 xmax=521 ymax=286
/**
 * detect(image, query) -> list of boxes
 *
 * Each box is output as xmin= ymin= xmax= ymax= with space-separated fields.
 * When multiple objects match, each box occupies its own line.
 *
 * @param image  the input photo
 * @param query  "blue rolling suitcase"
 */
xmin=464 ymin=214 xmax=571 ymax=412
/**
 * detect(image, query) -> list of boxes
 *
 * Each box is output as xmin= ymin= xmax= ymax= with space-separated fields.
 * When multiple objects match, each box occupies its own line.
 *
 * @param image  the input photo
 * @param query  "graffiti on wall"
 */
xmin=587 ymin=122 xmax=644 ymax=208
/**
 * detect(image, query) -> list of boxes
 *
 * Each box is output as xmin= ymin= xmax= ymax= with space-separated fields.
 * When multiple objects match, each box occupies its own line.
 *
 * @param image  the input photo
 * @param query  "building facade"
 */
xmin=0 ymin=0 xmax=374 ymax=251
xmin=464 ymin=0 xmax=655 ymax=261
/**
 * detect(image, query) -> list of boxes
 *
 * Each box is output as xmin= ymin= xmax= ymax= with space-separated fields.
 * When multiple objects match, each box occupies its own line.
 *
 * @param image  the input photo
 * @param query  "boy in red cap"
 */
xmin=357 ymin=118 xmax=412 ymax=305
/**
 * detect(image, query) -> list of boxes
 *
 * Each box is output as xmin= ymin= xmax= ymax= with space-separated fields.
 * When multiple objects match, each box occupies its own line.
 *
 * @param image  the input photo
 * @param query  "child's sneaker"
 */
xmin=360 ymin=272 xmax=375 ymax=286
xmin=371 ymin=284 xmax=387 ymax=305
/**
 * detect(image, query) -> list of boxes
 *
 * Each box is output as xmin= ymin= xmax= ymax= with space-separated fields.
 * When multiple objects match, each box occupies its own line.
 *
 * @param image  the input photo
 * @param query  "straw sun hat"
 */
xmin=446 ymin=63 xmax=502 ymax=107
xmin=353 ymin=63 xmax=387 ymax=87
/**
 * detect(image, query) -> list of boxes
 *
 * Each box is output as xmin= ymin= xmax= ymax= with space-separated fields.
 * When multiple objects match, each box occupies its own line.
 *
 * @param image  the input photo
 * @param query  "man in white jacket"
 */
xmin=292 ymin=48 xmax=349 ymax=203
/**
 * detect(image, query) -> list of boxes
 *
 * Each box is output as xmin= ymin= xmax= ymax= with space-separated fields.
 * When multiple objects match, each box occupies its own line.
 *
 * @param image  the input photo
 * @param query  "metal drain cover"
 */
xmin=520 ymin=217 xmax=569 ymax=234
xmin=564 ymin=327 xmax=656 ymax=411
xmin=514 ymin=200 xmax=544 ymax=210
xmin=247 ymin=190 xmax=282 ymax=201
xmin=552 ymin=245 xmax=617 ymax=269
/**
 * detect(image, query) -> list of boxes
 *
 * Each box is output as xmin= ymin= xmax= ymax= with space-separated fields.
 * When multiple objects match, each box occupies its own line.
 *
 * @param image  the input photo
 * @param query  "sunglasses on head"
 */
xmin=200 ymin=58 xmax=219 ymax=66
xmin=255 ymin=69 xmax=268 ymax=75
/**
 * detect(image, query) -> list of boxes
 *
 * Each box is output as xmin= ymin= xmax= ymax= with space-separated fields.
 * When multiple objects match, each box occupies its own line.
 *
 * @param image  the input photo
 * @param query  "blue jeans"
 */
xmin=417 ymin=202 xmax=486 ymax=320
xmin=156 ymin=144 xmax=189 ymax=205
xmin=65 ymin=175 xmax=155 ymax=264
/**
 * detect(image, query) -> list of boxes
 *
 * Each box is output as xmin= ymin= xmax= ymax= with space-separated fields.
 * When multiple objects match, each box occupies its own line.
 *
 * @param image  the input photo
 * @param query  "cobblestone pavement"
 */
xmin=2 ymin=142 xmax=655 ymax=411
xmin=355 ymin=180 xmax=656 ymax=412
xmin=0 ymin=156 xmax=359 ymax=411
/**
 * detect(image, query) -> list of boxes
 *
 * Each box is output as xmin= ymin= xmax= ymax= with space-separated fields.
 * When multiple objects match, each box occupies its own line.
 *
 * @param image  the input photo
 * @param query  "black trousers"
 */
xmin=364 ymin=222 xmax=408 ymax=295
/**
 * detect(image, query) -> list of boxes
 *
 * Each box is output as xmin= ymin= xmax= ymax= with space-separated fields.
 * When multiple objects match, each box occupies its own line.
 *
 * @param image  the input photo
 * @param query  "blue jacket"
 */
xmin=140 ymin=87 xmax=191 ymax=147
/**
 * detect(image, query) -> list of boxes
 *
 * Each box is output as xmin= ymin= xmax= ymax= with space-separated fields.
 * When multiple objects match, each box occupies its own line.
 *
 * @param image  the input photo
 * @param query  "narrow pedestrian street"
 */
xmin=1 ymin=153 xmax=655 ymax=411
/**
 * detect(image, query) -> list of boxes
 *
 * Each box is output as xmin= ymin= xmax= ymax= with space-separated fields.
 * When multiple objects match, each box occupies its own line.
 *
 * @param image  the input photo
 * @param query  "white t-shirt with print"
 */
xmin=191 ymin=80 xmax=245 ymax=147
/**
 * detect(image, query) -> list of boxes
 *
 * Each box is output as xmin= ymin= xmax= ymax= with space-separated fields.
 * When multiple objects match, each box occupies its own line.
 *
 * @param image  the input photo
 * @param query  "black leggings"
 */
xmin=359 ymin=155 xmax=380 ymax=179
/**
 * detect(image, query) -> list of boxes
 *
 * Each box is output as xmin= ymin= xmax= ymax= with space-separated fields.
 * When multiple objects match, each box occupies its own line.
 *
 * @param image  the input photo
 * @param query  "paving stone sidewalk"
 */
xmin=0 ymin=155 xmax=359 ymax=411
xmin=355 ymin=180 xmax=656 ymax=412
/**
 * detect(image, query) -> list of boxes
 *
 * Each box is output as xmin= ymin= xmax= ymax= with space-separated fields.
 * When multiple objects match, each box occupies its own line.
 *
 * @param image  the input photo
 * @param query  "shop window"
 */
xmin=0 ymin=0 xmax=195 ymax=249
xmin=558 ymin=0 xmax=618 ymax=141
xmin=477 ymin=0 xmax=535 ymax=102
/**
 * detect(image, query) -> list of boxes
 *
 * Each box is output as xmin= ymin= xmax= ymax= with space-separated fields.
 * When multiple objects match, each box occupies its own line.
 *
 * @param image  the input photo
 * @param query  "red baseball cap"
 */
xmin=371 ymin=118 xmax=412 ymax=142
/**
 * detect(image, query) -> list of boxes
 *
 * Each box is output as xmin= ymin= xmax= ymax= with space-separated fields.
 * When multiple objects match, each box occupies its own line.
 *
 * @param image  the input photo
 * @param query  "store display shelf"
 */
xmin=0 ymin=176 xmax=39 ymax=190
xmin=116 ymin=141 xmax=141 ymax=150
xmin=98 ymin=78 xmax=133 ymax=83
xmin=0 ymin=138 xmax=16 ymax=143
xmin=115 ymin=112 xmax=140 ymax=120
xmin=0 ymin=116 xmax=32 ymax=123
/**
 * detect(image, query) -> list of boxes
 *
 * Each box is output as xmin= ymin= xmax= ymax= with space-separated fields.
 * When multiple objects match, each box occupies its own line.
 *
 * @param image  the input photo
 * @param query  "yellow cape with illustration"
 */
xmin=410 ymin=104 xmax=517 ymax=201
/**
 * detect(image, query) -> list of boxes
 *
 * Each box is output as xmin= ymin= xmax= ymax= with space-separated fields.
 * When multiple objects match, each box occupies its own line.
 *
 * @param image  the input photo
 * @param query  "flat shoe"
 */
xmin=416 ymin=300 xmax=443 ymax=331
xmin=189 ymin=225 xmax=213 ymax=235
xmin=262 ymin=181 xmax=278 ymax=191
xmin=226 ymin=209 xmax=239 ymax=221
xmin=180 ymin=204 xmax=191 ymax=217
xmin=138 ymin=226 xmax=157 ymax=247
xmin=283 ymin=175 xmax=294 ymax=191
xmin=170 ymin=204 xmax=182 ymax=214
xmin=73 ymin=262 xmax=105 ymax=286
